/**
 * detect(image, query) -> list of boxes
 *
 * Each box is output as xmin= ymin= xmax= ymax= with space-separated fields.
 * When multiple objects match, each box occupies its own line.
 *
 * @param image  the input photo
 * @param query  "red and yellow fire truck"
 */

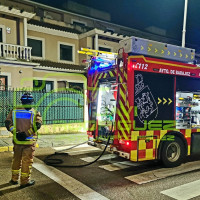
xmin=83 ymin=36 xmax=200 ymax=167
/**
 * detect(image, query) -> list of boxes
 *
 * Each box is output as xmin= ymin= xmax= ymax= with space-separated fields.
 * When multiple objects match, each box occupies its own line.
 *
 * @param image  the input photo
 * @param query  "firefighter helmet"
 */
xmin=20 ymin=93 xmax=34 ymax=105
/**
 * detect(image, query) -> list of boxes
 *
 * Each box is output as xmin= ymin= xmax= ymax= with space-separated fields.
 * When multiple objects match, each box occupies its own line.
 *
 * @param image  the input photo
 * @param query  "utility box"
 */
xmin=119 ymin=36 xmax=195 ymax=63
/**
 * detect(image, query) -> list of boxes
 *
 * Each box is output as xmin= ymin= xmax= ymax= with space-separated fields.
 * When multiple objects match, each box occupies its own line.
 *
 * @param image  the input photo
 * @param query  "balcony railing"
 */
xmin=0 ymin=43 xmax=32 ymax=61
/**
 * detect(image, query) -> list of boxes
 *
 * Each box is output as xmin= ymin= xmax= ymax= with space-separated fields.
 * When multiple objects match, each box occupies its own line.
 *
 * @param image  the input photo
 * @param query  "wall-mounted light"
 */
xmin=6 ymin=27 xmax=11 ymax=34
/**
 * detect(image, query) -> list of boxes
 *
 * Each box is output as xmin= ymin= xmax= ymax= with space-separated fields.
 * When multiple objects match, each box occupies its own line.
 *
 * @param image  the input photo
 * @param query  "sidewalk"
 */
xmin=0 ymin=133 xmax=88 ymax=152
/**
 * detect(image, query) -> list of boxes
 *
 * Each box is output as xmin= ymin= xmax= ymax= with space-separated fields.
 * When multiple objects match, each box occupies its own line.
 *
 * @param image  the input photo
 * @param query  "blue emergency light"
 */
xmin=89 ymin=58 xmax=114 ymax=74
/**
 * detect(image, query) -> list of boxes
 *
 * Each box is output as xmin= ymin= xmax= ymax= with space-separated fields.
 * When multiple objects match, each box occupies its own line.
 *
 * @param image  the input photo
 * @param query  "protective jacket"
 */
xmin=5 ymin=107 xmax=42 ymax=144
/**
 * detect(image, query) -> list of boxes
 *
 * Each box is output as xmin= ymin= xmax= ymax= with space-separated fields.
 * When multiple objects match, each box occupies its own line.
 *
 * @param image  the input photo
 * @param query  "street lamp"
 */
xmin=182 ymin=0 xmax=188 ymax=47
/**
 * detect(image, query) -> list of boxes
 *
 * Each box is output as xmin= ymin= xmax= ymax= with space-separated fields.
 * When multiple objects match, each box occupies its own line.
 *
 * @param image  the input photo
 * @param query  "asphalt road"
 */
xmin=1 ymin=144 xmax=200 ymax=200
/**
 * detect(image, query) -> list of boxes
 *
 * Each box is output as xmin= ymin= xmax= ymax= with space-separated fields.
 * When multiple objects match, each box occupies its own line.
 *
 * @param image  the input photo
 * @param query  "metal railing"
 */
xmin=0 ymin=42 xmax=32 ymax=61
xmin=0 ymin=89 xmax=84 ymax=126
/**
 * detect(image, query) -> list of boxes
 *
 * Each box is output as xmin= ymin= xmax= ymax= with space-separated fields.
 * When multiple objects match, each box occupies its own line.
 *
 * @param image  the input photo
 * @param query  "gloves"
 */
xmin=16 ymin=132 xmax=27 ymax=141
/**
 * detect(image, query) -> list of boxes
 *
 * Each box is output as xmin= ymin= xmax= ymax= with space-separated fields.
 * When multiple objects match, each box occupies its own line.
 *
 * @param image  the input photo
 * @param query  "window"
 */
xmin=33 ymin=80 xmax=54 ymax=92
xmin=60 ymin=44 xmax=73 ymax=62
xmin=0 ymin=25 xmax=6 ymax=43
xmin=28 ymin=38 xmax=43 ymax=58
xmin=57 ymin=81 xmax=67 ymax=91
xmin=99 ymin=46 xmax=111 ymax=52
xmin=0 ymin=76 xmax=7 ymax=91
xmin=69 ymin=82 xmax=83 ymax=92
xmin=0 ymin=28 xmax=2 ymax=43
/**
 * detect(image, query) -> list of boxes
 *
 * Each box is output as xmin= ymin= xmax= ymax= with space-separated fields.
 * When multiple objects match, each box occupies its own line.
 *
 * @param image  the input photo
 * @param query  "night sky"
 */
xmin=30 ymin=0 xmax=200 ymax=52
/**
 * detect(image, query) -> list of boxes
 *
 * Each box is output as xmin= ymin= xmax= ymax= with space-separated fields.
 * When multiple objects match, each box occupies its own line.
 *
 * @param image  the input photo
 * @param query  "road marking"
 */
xmin=99 ymin=161 xmax=140 ymax=171
xmin=53 ymin=144 xmax=90 ymax=151
xmin=67 ymin=148 xmax=101 ymax=156
xmin=33 ymin=157 xmax=109 ymax=200
xmin=53 ymin=144 xmax=101 ymax=156
xmin=161 ymin=180 xmax=200 ymax=200
xmin=125 ymin=160 xmax=200 ymax=184
xmin=81 ymin=154 xmax=117 ymax=162
xmin=125 ymin=171 xmax=159 ymax=184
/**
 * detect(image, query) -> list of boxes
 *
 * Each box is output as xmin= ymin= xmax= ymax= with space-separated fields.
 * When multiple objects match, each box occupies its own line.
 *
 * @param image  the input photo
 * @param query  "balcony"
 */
xmin=0 ymin=43 xmax=32 ymax=61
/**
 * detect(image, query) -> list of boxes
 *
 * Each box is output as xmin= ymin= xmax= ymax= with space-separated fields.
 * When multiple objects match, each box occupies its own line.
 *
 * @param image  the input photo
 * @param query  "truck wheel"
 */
xmin=161 ymin=137 xmax=185 ymax=167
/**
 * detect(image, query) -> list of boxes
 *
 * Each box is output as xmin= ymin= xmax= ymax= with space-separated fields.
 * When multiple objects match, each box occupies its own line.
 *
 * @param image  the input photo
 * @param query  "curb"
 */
xmin=0 ymin=143 xmax=39 ymax=152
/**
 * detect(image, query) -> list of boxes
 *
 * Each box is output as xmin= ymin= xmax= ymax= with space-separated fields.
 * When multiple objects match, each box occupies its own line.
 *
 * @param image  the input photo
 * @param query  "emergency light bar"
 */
xmin=120 ymin=36 xmax=195 ymax=63
xmin=78 ymin=48 xmax=118 ymax=71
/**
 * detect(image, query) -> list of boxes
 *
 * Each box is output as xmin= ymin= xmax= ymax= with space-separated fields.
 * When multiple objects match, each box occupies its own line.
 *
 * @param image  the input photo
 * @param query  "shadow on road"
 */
xmin=0 ymin=183 xmax=21 ymax=196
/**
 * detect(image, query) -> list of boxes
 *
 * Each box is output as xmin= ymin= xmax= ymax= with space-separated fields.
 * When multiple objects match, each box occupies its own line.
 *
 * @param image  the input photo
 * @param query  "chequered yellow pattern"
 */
xmin=130 ymin=129 xmax=195 ymax=162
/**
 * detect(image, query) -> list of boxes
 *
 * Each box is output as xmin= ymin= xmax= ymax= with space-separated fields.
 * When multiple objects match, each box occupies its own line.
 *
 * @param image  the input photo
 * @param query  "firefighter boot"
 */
xmin=11 ymin=169 xmax=20 ymax=183
xmin=9 ymin=180 xmax=18 ymax=185
xmin=20 ymin=180 xmax=35 ymax=188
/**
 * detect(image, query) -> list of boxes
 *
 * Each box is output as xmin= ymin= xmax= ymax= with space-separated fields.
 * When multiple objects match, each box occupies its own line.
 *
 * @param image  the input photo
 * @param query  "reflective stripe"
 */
xmin=15 ymin=112 xmax=32 ymax=119
xmin=10 ymin=126 xmax=14 ymax=131
xmin=31 ymin=113 xmax=34 ymax=124
xmin=12 ymin=112 xmax=15 ymax=127
xmin=21 ymin=172 xmax=29 ymax=178
xmin=28 ymin=129 xmax=31 ymax=135
xmin=28 ymin=128 xmax=34 ymax=135
xmin=12 ymin=169 xmax=20 ymax=175
xmin=26 ymin=136 xmax=34 ymax=140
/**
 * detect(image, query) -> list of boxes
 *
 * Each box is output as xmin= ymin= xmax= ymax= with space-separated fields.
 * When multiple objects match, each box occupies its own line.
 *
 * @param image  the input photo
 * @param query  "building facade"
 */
xmin=0 ymin=0 xmax=183 ymax=91
xmin=0 ymin=0 xmax=186 ymax=135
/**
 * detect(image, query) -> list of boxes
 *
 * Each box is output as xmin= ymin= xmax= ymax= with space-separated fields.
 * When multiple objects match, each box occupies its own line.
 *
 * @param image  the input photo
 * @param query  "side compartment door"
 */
xmin=137 ymin=134 xmax=157 ymax=161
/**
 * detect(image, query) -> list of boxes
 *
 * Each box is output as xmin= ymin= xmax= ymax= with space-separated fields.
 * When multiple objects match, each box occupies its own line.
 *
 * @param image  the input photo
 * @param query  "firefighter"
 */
xmin=5 ymin=93 xmax=42 ymax=188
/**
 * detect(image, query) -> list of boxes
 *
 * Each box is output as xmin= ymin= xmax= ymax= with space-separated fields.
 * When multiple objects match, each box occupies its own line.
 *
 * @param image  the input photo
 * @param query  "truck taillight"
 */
xmin=119 ymin=140 xmax=130 ymax=146
xmin=126 ymin=141 xmax=130 ymax=146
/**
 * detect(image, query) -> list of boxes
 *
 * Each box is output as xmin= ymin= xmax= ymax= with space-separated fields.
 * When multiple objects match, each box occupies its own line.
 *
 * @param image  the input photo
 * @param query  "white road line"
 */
xmin=33 ymin=157 xmax=109 ymax=200
xmin=53 ymin=145 xmax=101 ymax=156
xmin=53 ymin=144 xmax=90 ymax=151
xmin=99 ymin=161 xmax=140 ymax=171
xmin=67 ymin=148 xmax=101 ymax=156
xmin=81 ymin=154 xmax=117 ymax=162
xmin=125 ymin=171 xmax=159 ymax=184
xmin=161 ymin=180 xmax=200 ymax=200
xmin=125 ymin=160 xmax=200 ymax=184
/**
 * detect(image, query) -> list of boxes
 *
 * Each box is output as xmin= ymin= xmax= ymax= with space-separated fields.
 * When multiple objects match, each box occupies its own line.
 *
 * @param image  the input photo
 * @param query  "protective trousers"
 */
xmin=11 ymin=143 xmax=35 ymax=185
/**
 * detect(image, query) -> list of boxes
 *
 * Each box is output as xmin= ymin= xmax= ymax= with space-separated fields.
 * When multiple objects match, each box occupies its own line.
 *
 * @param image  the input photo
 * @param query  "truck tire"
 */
xmin=161 ymin=137 xmax=185 ymax=167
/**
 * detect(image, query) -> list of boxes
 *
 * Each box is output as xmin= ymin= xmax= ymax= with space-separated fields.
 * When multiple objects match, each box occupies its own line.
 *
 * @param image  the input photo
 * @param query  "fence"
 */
xmin=0 ymin=89 xmax=84 ymax=127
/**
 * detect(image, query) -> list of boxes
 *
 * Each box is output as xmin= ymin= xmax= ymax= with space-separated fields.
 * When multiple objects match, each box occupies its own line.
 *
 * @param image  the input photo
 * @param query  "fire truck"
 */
xmin=83 ymin=36 xmax=200 ymax=167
